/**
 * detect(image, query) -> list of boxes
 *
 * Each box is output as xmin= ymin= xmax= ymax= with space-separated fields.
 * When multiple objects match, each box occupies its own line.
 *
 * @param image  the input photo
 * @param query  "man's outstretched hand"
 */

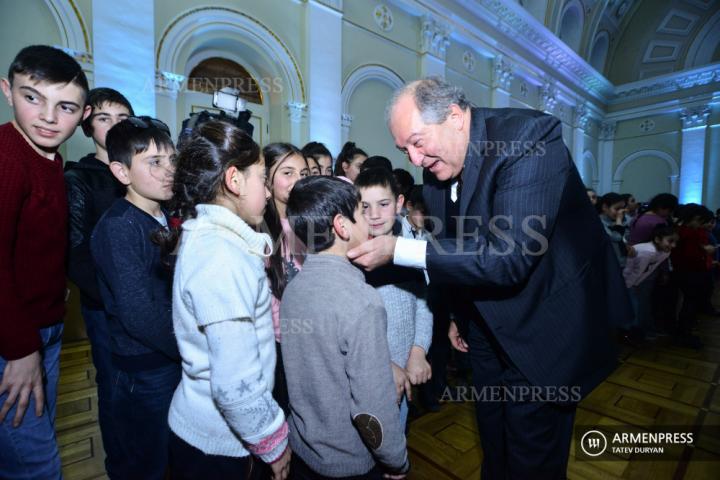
xmin=347 ymin=235 xmax=397 ymax=271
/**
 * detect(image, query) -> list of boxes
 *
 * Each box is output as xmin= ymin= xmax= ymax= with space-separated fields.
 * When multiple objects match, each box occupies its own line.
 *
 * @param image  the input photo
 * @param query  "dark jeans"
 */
xmin=81 ymin=305 xmax=120 ymax=476
xmin=0 ymin=323 xmax=64 ymax=480
xmin=290 ymin=455 xmax=383 ymax=480
xmin=168 ymin=431 xmax=269 ymax=480
xmin=467 ymin=320 xmax=576 ymax=480
xmin=109 ymin=362 xmax=180 ymax=480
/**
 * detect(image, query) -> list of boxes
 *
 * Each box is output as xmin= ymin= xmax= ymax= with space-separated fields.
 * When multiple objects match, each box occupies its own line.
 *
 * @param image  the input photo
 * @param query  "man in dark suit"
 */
xmin=348 ymin=78 xmax=630 ymax=479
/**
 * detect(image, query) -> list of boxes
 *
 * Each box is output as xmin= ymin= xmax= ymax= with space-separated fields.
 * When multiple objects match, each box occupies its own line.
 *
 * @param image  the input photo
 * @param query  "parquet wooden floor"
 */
xmin=59 ymin=297 xmax=720 ymax=479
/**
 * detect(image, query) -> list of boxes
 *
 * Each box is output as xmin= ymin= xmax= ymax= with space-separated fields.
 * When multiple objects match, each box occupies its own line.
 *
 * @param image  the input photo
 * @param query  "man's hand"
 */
xmin=347 ymin=236 xmax=397 ymax=271
xmin=270 ymin=447 xmax=291 ymax=480
xmin=0 ymin=350 xmax=44 ymax=427
xmin=391 ymin=363 xmax=412 ymax=403
xmin=405 ymin=346 xmax=431 ymax=385
xmin=448 ymin=321 xmax=469 ymax=353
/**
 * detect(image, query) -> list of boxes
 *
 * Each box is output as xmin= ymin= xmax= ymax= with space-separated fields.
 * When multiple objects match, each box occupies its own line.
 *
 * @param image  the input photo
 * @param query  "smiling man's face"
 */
xmin=389 ymin=93 xmax=469 ymax=182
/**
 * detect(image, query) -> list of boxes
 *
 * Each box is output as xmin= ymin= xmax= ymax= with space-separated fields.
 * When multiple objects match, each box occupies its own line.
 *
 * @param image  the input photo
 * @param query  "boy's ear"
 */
xmin=395 ymin=194 xmax=405 ymax=215
xmin=224 ymin=165 xmax=244 ymax=196
xmin=109 ymin=161 xmax=131 ymax=186
xmin=332 ymin=213 xmax=350 ymax=241
xmin=1 ymin=78 xmax=12 ymax=107
xmin=81 ymin=104 xmax=92 ymax=122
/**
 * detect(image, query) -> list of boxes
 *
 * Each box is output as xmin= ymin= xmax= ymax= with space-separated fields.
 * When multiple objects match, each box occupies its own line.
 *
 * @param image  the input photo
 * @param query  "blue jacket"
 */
xmin=91 ymin=198 xmax=179 ymax=370
xmin=423 ymin=107 xmax=628 ymax=399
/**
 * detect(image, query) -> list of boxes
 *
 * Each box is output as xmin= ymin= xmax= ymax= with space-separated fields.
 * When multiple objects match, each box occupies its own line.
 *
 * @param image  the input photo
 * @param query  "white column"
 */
xmin=155 ymin=71 xmax=184 ymax=141
xmin=340 ymin=113 xmax=353 ymax=144
xmin=305 ymin=0 xmax=343 ymax=154
xmin=571 ymin=102 xmax=589 ymax=172
xmin=490 ymin=55 xmax=513 ymax=108
xmin=679 ymin=106 xmax=710 ymax=204
xmin=598 ymin=121 xmax=616 ymax=194
xmin=419 ymin=16 xmax=448 ymax=78
xmin=287 ymin=102 xmax=308 ymax=147
xmin=668 ymin=174 xmax=680 ymax=197
xmin=92 ymin=0 xmax=155 ymax=115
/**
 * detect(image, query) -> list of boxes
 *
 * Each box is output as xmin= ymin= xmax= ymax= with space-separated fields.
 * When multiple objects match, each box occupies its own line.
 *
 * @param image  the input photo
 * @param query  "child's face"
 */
xmin=316 ymin=155 xmax=333 ymax=176
xmin=238 ymin=159 xmax=271 ymax=226
xmin=90 ymin=101 xmax=131 ymax=150
xmin=1 ymin=73 xmax=89 ymax=157
xmin=308 ymin=158 xmax=321 ymax=176
xmin=655 ymin=234 xmax=678 ymax=253
xmin=343 ymin=154 xmax=366 ymax=182
xmin=602 ymin=201 xmax=625 ymax=221
xmin=270 ymin=153 xmax=309 ymax=207
xmin=115 ymin=141 xmax=176 ymax=203
xmin=360 ymin=185 xmax=402 ymax=237
xmin=407 ymin=203 xmax=426 ymax=231
xmin=346 ymin=204 xmax=370 ymax=250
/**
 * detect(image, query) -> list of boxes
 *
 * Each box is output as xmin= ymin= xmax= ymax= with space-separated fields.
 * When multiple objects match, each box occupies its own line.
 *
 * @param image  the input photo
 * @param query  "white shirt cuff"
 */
xmin=394 ymin=236 xmax=427 ymax=270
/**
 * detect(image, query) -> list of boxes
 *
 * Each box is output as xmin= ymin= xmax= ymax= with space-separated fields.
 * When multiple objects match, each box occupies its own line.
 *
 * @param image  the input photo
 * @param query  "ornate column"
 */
xmin=419 ymin=16 xmax=449 ymax=78
xmin=155 ymin=71 xmax=185 ymax=140
xmin=92 ymin=0 xmax=155 ymax=114
xmin=287 ymin=102 xmax=308 ymax=147
xmin=679 ymin=105 xmax=710 ymax=203
xmin=598 ymin=121 xmax=616 ymax=193
xmin=340 ymin=113 xmax=353 ymax=145
xmin=305 ymin=0 xmax=343 ymax=155
xmin=571 ymin=102 xmax=589 ymax=173
xmin=538 ymin=79 xmax=558 ymax=115
xmin=490 ymin=55 xmax=513 ymax=108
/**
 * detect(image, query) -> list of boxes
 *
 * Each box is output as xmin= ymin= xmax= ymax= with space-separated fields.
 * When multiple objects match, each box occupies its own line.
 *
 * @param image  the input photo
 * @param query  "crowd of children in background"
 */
xmin=2 ymin=44 xmax=719 ymax=480
xmin=588 ymin=188 xmax=720 ymax=349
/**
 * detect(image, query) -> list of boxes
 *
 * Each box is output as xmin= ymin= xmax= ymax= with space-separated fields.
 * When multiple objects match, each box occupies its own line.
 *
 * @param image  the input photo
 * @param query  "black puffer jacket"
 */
xmin=65 ymin=154 xmax=125 ymax=308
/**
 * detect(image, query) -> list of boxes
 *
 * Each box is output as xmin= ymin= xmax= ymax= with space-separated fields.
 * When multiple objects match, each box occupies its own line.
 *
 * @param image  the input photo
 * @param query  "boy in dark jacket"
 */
xmin=64 ymin=87 xmax=133 ymax=472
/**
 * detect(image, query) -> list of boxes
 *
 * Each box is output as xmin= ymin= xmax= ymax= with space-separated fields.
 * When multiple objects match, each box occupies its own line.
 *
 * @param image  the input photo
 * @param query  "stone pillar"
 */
xmin=92 ymin=0 xmax=155 ymax=115
xmin=340 ymin=113 xmax=353 ymax=145
xmin=571 ymin=102 xmax=589 ymax=172
xmin=155 ymin=71 xmax=184 ymax=141
xmin=598 ymin=121 xmax=616 ymax=193
xmin=490 ymin=55 xmax=513 ymax=108
xmin=679 ymin=105 xmax=710 ymax=204
xmin=305 ymin=0 xmax=343 ymax=155
xmin=419 ymin=16 xmax=449 ymax=78
xmin=287 ymin=102 xmax=308 ymax=147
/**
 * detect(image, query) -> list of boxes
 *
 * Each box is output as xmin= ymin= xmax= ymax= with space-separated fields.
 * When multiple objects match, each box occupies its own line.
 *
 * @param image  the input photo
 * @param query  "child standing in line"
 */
xmin=356 ymin=168 xmax=433 ymax=431
xmin=163 ymin=122 xmax=290 ymax=480
xmin=262 ymin=142 xmax=309 ymax=414
xmin=91 ymin=116 xmax=180 ymax=479
xmin=301 ymin=141 xmax=333 ymax=176
xmin=282 ymin=175 xmax=410 ymax=479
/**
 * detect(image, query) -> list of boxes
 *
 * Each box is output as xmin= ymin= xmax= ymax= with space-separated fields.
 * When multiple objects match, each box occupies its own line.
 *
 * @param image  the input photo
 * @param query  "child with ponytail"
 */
xmin=161 ymin=122 xmax=291 ymax=480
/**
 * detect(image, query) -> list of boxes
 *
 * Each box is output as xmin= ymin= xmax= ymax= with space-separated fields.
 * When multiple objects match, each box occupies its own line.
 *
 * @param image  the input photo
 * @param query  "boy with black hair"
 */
xmin=281 ymin=176 xmax=410 ymax=479
xmin=0 ymin=44 xmax=90 ymax=478
xmin=64 ymin=87 xmax=134 ymax=472
xmin=91 ymin=116 xmax=180 ymax=478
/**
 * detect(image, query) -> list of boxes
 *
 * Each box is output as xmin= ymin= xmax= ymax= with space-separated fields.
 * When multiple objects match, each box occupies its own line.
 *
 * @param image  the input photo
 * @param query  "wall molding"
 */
xmin=614 ymin=150 xmax=680 ymax=191
xmin=342 ymin=64 xmax=404 ymax=116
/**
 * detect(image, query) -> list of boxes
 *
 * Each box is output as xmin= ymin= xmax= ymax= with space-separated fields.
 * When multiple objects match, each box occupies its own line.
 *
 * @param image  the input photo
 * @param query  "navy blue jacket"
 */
xmin=424 ymin=107 xmax=629 ymax=399
xmin=91 ymin=198 xmax=179 ymax=370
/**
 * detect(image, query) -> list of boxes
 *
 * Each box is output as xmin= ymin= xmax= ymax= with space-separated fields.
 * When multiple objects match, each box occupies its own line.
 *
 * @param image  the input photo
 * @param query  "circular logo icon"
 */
xmin=580 ymin=430 xmax=608 ymax=457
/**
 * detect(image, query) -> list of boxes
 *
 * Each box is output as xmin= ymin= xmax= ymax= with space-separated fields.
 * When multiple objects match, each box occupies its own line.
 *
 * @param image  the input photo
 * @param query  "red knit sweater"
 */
xmin=0 ymin=122 xmax=67 ymax=360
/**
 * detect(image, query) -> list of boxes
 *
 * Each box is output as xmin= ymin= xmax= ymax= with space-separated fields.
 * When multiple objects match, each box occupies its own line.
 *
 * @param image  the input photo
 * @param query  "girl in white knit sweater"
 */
xmin=157 ymin=122 xmax=291 ymax=480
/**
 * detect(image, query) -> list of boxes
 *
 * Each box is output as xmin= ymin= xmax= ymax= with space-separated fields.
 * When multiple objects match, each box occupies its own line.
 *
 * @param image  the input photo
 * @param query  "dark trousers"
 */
xmin=467 ymin=320 xmax=576 ymax=480
xmin=676 ymin=271 xmax=712 ymax=336
xmin=274 ymin=341 xmax=290 ymax=415
xmin=109 ymin=362 xmax=180 ymax=479
xmin=290 ymin=455 xmax=383 ymax=480
xmin=81 ymin=306 xmax=120 ymax=476
xmin=168 ymin=431 xmax=270 ymax=479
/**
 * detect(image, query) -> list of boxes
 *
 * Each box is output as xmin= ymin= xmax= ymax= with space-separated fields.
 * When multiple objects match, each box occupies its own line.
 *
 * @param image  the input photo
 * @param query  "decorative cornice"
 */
xmin=574 ymin=102 xmax=590 ymax=131
xmin=538 ymin=80 xmax=557 ymax=114
xmin=309 ymin=0 xmax=343 ymax=12
xmin=341 ymin=113 xmax=354 ymax=128
xmin=287 ymin=102 xmax=308 ymax=123
xmin=613 ymin=65 xmax=720 ymax=104
xmin=156 ymin=71 xmax=185 ymax=98
xmin=599 ymin=121 xmax=617 ymax=140
xmin=492 ymin=55 xmax=513 ymax=90
xmin=420 ymin=15 xmax=450 ymax=60
xmin=680 ymin=105 xmax=711 ymax=129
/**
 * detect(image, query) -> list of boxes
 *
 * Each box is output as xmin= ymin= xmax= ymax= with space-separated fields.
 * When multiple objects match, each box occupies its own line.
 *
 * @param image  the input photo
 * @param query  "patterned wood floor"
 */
xmin=59 ymin=299 xmax=720 ymax=479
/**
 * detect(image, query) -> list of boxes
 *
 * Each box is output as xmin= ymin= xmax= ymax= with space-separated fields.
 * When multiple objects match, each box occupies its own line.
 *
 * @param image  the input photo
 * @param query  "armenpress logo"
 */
xmin=580 ymin=430 xmax=608 ymax=457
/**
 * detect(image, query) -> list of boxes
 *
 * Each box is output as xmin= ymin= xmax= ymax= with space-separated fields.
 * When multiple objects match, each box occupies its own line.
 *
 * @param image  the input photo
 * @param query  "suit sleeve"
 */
xmin=426 ymin=115 xmax=568 ymax=288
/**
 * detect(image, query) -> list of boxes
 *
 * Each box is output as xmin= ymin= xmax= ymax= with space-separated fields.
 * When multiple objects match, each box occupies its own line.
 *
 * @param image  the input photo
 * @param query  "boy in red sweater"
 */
xmin=0 ymin=45 xmax=89 ymax=478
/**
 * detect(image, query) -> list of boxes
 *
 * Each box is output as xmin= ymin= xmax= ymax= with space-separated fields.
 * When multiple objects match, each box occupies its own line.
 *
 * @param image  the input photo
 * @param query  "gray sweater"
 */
xmin=280 ymin=254 xmax=409 ymax=477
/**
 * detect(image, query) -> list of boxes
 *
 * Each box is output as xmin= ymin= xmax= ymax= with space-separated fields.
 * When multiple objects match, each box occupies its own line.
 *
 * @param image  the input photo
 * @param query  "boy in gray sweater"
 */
xmin=281 ymin=176 xmax=409 ymax=479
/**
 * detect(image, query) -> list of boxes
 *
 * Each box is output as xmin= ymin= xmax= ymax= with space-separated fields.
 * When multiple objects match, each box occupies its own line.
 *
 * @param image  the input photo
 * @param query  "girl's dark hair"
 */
xmin=393 ymin=168 xmax=415 ymax=198
xmin=153 ymin=121 xmax=261 ymax=261
xmin=676 ymin=203 xmax=714 ymax=225
xmin=596 ymin=192 xmax=624 ymax=214
xmin=263 ymin=142 xmax=307 ymax=299
xmin=361 ymin=155 xmax=393 ymax=172
xmin=301 ymin=141 xmax=333 ymax=162
xmin=648 ymin=193 xmax=678 ymax=213
xmin=287 ymin=176 xmax=360 ymax=253
xmin=355 ymin=167 xmax=401 ymax=198
xmin=651 ymin=223 xmax=677 ymax=242
xmin=81 ymin=87 xmax=135 ymax=136
xmin=335 ymin=141 xmax=367 ymax=176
